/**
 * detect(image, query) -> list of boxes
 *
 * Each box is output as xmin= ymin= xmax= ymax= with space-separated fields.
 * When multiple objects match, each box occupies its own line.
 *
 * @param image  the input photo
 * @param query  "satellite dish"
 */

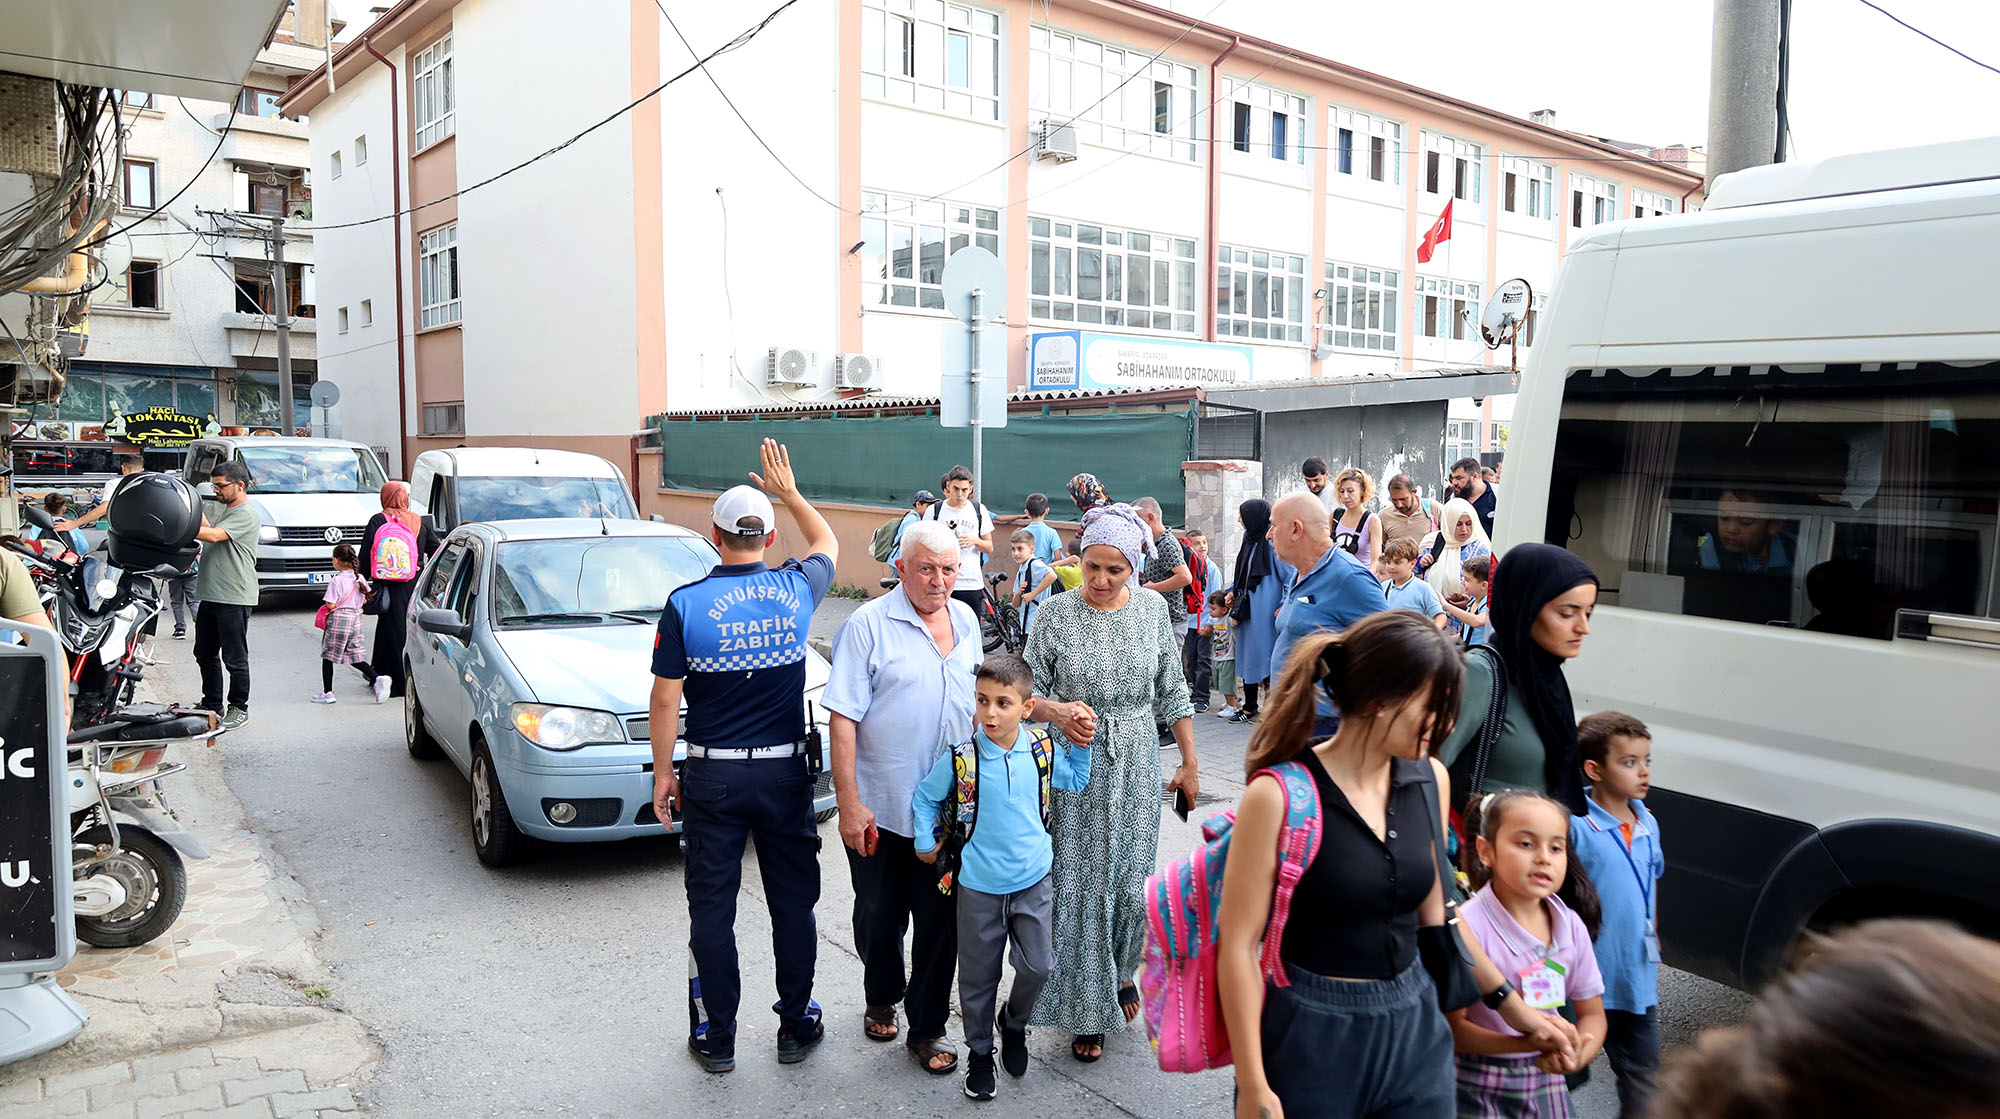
xmin=1481 ymin=278 xmax=1533 ymax=349
xmin=309 ymin=381 xmax=341 ymax=408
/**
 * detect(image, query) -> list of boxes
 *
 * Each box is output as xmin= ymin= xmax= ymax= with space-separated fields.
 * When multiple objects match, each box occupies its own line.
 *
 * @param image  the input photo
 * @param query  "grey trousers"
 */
xmin=957 ymin=875 xmax=1054 ymax=1057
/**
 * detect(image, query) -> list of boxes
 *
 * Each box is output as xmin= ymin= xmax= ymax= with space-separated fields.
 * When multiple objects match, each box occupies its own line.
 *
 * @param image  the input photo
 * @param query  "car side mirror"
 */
xmin=416 ymin=608 xmax=472 ymax=642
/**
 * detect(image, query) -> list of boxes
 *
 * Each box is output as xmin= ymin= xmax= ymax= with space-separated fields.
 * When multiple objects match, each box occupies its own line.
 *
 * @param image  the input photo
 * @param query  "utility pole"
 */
xmin=1707 ymin=0 xmax=1784 ymax=189
xmin=263 ymin=215 xmax=295 ymax=434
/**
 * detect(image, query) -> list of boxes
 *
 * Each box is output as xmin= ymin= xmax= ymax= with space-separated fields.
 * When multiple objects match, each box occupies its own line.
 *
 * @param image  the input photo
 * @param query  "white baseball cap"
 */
xmin=711 ymin=485 xmax=775 ymax=535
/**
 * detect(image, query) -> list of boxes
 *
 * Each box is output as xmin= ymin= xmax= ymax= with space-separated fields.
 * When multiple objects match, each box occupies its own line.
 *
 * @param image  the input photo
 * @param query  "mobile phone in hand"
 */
xmin=1173 ymin=787 xmax=1192 ymax=822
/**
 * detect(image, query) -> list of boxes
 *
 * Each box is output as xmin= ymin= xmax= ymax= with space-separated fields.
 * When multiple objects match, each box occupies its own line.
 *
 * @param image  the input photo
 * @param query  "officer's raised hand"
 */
xmin=748 ymin=437 xmax=797 ymax=498
xmin=745 ymin=437 xmax=840 ymax=566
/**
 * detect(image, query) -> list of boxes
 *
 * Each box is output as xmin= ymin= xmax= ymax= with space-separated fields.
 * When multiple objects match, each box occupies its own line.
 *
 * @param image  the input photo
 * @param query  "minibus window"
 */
xmin=1546 ymin=361 xmax=2000 ymax=639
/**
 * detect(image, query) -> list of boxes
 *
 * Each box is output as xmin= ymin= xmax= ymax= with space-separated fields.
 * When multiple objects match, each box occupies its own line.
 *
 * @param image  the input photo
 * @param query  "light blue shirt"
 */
xmin=822 ymin=589 xmax=981 ymax=838
xmin=1383 ymin=574 xmax=1445 ymax=619
xmin=1464 ymin=594 xmax=1490 ymax=647
xmin=911 ymin=725 xmax=1092 ymax=895
xmin=1015 ymin=556 xmax=1054 ymax=635
xmin=1272 ymin=546 xmax=1389 ymax=683
xmin=1571 ymin=794 xmax=1666 ymax=1013
xmin=1024 ymin=520 xmax=1064 ymax=567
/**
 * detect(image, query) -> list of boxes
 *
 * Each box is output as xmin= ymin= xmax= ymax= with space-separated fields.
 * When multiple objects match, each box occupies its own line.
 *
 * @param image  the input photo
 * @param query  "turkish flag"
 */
xmin=1417 ymin=198 xmax=1454 ymax=264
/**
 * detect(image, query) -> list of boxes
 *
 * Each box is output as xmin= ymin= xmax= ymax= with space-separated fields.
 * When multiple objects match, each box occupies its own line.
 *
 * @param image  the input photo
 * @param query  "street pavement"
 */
xmin=37 ymin=594 xmax=1747 ymax=1117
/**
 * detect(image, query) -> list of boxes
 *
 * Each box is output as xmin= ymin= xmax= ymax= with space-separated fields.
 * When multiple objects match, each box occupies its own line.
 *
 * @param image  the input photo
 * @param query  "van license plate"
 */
xmin=307 ymin=572 xmax=334 ymax=584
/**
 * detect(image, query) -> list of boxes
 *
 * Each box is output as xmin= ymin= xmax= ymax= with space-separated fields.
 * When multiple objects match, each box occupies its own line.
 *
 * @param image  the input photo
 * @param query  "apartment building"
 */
xmin=57 ymin=22 xmax=323 ymax=440
xmin=282 ymin=0 xmax=1701 ymax=475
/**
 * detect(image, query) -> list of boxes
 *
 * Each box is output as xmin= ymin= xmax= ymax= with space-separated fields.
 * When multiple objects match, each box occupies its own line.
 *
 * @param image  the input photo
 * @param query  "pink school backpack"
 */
xmin=371 ymin=517 xmax=418 ymax=582
xmin=1140 ymin=759 xmax=1322 ymax=1073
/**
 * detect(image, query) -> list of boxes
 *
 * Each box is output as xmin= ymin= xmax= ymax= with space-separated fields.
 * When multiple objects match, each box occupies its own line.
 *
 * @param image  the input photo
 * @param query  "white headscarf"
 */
xmin=1425 ymin=497 xmax=1493 ymax=597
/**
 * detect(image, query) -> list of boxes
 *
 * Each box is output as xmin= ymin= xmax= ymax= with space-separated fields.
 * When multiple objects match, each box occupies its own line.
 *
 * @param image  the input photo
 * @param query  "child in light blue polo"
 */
xmin=1571 ymin=711 xmax=1667 ymax=1119
xmin=1380 ymin=537 xmax=1447 ymax=628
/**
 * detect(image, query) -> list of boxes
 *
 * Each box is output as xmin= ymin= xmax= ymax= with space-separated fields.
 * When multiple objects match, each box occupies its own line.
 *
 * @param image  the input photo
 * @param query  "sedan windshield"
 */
xmin=491 ymin=536 xmax=716 ymax=627
xmin=456 ymin=476 xmax=637 ymax=523
xmin=236 ymin=446 xmax=387 ymax=494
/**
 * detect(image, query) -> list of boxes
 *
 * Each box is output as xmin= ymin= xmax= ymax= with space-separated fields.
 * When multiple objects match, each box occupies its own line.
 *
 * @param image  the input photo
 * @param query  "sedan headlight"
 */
xmin=257 ymin=524 xmax=280 ymax=543
xmin=510 ymin=703 xmax=625 ymax=750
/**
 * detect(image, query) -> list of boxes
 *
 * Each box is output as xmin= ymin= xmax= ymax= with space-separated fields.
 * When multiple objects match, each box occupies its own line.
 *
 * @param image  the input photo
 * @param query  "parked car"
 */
xmin=181 ymin=437 xmax=388 ymax=594
xmin=402 ymin=517 xmax=836 ymax=866
xmin=407 ymin=447 xmax=639 ymax=533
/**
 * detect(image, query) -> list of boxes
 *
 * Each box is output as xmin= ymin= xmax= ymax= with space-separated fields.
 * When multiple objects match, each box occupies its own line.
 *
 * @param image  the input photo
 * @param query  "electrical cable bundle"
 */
xmin=0 ymin=85 xmax=125 ymax=297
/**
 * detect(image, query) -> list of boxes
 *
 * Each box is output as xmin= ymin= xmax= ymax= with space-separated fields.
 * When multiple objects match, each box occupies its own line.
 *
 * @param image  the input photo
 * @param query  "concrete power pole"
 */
xmin=1707 ymin=0 xmax=1784 ymax=189
xmin=264 ymin=215 xmax=295 ymax=434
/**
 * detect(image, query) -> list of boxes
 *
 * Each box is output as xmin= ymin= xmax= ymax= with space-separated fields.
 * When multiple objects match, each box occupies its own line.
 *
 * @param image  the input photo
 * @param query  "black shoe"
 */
xmin=997 ymin=1016 xmax=1028 ymax=1078
xmin=172 ymin=626 xmax=186 ymax=640
xmin=687 ymin=1036 xmax=735 ymax=1074
xmin=963 ymin=1051 xmax=997 ymax=1100
xmin=776 ymin=1018 xmax=824 ymax=1064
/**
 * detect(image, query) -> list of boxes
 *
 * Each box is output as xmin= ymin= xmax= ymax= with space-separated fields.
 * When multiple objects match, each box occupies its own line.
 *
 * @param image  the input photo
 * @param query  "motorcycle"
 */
xmin=67 ymin=704 xmax=218 ymax=947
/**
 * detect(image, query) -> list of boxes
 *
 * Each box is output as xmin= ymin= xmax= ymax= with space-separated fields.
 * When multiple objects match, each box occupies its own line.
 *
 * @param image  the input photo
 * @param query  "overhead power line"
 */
xmin=1855 ymin=0 xmax=2000 ymax=76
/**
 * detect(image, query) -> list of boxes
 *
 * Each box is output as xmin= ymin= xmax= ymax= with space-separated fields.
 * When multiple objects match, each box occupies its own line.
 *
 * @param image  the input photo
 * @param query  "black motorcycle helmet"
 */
xmin=106 ymin=473 xmax=202 ymax=572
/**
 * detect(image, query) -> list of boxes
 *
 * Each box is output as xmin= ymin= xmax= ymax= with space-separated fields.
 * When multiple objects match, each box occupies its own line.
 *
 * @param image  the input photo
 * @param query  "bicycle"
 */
xmin=877 ymin=571 xmax=1025 ymax=656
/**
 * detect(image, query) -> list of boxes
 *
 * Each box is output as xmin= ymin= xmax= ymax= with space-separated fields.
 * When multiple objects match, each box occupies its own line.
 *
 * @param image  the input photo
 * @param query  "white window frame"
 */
xmin=359 ymin=299 xmax=373 ymax=327
xmin=1572 ymin=173 xmax=1620 ymax=228
xmin=355 ymin=136 xmax=368 ymax=165
xmin=860 ymin=0 xmax=1002 ymax=122
xmin=1029 ymin=217 xmax=1198 ymax=334
xmin=330 ymin=150 xmax=342 ymax=180
xmin=1631 ymin=187 xmax=1677 ymax=219
xmin=1521 ymin=292 xmax=1548 ymax=348
xmin=1028 ymin=28 xmax=1199 ymax=161
xmin=418 ymin=223 xmax=460 ymax=328
xmin=1330 ymin=106 xmax=1402 ymax=185
xmin=122 ymin=158 xmax=157 ymax=210
xmin=1422 ymin=131 xmax=1483 ymax=203
xmin=337 ymin=307 xmax=349 ymax=333
xmin=1501 ymin=156 xmax=1555 ymax=220
xmin=1222 ymin=78 xmax=1307 ymax=164
xmin=1216 ymin=245 xmax=1308 ymax=343
xmin=1415 ymin=275 xmax=1481 ymax=341
xmin=421 ymin=401 xmax=465 ymax=437
xmin=1445 ymin=419 xmax=1479 ymax=465
xmin=412 ymin=33 xmax=455 ymax=151
xmin=858 ymin=191 xmax=1000 ymax=312
xmin=123 ymin=259 xmax=163 ymax=310
xmin=1319 ymin=261 xmax=1400 ymax=355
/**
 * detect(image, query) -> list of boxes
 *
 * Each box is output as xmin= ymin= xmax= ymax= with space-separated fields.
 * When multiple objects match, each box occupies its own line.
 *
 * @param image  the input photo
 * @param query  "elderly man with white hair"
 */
xmin=824 ymin=518 xmax=981 ymax=1075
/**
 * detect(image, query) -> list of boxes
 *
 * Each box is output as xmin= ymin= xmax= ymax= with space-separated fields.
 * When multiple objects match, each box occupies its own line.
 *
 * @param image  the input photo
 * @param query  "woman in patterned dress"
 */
xmin=1024 ymin=503 xmax=1198 ymax=1062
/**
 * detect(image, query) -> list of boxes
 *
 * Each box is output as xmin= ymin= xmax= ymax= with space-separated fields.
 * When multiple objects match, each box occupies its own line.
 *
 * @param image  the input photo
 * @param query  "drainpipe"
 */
xmin=1680 ymin=180 xmax=1702 ymax=210
xmin=361 ymin=38 xmax=412 ymax=475
xmin=20 ymin=220 xmax=108 ymax=294
xmin=1203 ymin=36 xmax=1240 ymax=343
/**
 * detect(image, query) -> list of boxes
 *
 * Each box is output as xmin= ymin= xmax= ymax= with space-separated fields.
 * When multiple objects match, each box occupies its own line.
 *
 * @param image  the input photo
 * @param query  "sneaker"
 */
xmin=997 ymin=1016 xmax=1028 ymax=1079
xmin=1214 ymin=706 xmax=1237 ymax=719
xmin=221 ymin=706 xmax=249 ymax=732
xmin=309 ymin=692 xmax=336 ymax=704
xmin=776 ymin=1017 xmax=824 ymax=1064
xmin=172 ymin=626 xmax=186 ymax=640
xmin=1193 ymin=701 xmax=1208 ymax=713
xmin=963 ymin=1051 xmax=997 ymax=1101
xmin=1226 ymin=708 xmax=1246 ymax=724
xmin=687 ymin=1036 xmax=735 ymax=1074
xmin=372 ymin=676 xmax=391 ymax=705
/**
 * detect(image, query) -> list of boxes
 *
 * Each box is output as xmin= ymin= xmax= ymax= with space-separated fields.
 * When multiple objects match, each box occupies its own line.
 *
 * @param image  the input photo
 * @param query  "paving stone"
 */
xmin=175 ymin=1058 xmax=260 ymax=1093
xmin=1 ymin=1088 xmax=84 ymax=1117
xmin=138 ymin=1084 xmax=221 ymax=1119
xmin=220 ymin=1072 xmax=305 ymax=1109
xmin=88 ymin=1076 xmax=178 ymax=1110
xmin=132 ymin=1047 xmax=215 ymax=1081
xmin=0 ymin=1081 xmax=39 ymax=1107
xmin=84 ymin=1104 xmax=136 ymax=1119
xmin=267 ymin=1088 xmax=356 ymax=1118
xmin=42 ymin=1063 xmax=133 ymax=1098
xmin=178 ymin=1103 xmax=273 ymax=1119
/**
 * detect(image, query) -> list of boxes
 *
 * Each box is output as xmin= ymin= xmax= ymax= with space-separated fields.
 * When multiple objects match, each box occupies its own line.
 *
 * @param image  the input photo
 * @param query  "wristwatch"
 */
xmin=1481 ymin=980 xmax=1514 ymax=1010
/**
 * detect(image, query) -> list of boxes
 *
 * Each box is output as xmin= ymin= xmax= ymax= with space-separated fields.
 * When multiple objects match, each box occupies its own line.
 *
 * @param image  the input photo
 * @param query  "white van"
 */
xmin=183 ymin=436 xmax=389 ymax=593
xmin=1501 ymin=136 xmax=2000 ymax=988
xmin=406 ymin=447 xmax=638 ymax=533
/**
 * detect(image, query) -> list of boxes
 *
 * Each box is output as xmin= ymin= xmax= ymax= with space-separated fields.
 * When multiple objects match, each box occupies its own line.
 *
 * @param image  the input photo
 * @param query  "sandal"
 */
xmin=863 ymin=1004 xmax=899 ymax=1043
xmin=1119 ymin=982 xmax=1141 ymax=1024
xmin=909 ymin=1035 xmax=958 ymax=1075
xmin=1071 ymin=1033 xmax=1104 ymax=1063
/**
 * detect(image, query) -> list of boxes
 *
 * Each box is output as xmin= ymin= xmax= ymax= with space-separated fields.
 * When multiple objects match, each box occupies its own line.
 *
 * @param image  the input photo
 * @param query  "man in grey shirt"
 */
xmin=193 ymin=460 xmax=261 ymax=730
xmin=824 ymin=519 xmax=980 ymax=1075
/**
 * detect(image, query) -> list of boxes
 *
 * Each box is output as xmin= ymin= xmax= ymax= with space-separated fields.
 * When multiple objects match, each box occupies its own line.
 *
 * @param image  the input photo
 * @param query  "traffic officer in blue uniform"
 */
xmin=650 ymin=438 xmax=839 ymax=1074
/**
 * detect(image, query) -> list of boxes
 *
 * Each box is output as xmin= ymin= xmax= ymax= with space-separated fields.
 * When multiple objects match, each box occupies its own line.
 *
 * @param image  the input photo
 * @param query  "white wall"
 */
xmin=306 ymin=61 xmax=403 ymax=468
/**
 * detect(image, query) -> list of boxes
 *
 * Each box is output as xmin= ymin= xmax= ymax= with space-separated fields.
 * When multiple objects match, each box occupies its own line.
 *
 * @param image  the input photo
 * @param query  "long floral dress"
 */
xmin=1025 ymin=585 xmax=1194 ymax=1035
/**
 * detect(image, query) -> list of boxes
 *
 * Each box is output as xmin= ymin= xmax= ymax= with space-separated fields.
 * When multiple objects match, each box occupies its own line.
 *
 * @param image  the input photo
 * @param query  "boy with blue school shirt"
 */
xmin=1022 ymin=493 xmax=1064 ymax=567
xmin=913 ymin=654 xmax=1091 ymax=1103
xmin=1379 ymin=536 xmax=1448 ymax=628
xmin=1570 ymin=711 xmax=1667 ymax=1119
xmin=1443 ymin=551 xmax=1492 ymax=646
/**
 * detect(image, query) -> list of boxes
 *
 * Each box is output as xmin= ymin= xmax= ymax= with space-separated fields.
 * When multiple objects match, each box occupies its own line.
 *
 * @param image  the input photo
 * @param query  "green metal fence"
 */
xmin=653 ymin=407 xmax=1195 ymax=522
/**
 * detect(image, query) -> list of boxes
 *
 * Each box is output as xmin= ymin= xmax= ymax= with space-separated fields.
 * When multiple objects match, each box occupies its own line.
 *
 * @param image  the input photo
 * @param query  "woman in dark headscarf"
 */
xmin=361 ymin=480 xmax=441 ymax=703
xmin=1064 ymin=472 xmax=1112 ymax=556
xmin=1436 ymin=542 xmax=1600 ymax=814
xmin=1223 ymin=497 xmax=1294 ymax=721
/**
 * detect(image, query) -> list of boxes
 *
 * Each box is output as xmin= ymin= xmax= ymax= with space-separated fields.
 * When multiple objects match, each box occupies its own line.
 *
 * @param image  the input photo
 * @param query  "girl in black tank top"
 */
xmin=1212 ymin=612 xmax=1584 ymax=1119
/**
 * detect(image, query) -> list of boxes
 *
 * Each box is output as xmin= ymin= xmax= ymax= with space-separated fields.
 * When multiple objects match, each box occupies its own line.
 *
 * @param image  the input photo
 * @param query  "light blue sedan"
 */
xmin=402 ymin=518 xmax=836 ymax=866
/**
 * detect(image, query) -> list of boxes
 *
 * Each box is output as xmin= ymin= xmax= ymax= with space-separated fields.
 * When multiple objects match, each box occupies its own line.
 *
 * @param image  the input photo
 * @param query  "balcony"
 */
xmin=221 ymin=312 xmax=316 ymax=361
xmin=218 ymin=113 xmax=310 ymax=169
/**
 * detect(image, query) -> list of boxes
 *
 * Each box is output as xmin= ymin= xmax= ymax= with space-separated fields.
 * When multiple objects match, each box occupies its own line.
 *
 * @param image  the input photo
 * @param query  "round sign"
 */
xmin=1481 ymin=278 xmax=1533 ymax=348
xmin=940 ymin=247 xmax=1008 ymax=325
xmin=309 ymin=381 xmax=342 ymax=408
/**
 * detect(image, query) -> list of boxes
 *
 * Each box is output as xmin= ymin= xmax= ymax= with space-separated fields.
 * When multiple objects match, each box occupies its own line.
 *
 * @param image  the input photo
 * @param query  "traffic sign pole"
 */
xmin=969 ymin=287 xmax=985 ymax=508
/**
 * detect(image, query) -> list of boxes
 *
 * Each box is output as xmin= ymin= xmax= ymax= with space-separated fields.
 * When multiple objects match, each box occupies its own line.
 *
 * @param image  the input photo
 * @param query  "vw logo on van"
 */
xmin=324 ymin=527 xmax=344 ymax=543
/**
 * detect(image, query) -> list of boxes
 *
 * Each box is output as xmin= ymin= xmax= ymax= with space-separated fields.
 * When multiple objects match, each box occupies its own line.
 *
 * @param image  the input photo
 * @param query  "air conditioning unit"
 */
xmin=1035 ymin=120 xmax=1079 ymax=163
xmin=765 ymin=346 xmax=817 ymax=386
xmin=835 ymin=353 xmax=885 ymax=391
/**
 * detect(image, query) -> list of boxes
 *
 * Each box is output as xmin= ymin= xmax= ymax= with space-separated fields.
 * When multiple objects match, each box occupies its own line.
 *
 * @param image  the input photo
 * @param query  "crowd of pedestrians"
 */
xmin=650 ymin=441 xmax=1994 ymax=1119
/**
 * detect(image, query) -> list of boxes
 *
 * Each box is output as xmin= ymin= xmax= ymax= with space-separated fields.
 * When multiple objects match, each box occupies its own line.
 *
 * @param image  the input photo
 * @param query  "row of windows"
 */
xmin=334 ymin=300 xmax=375 ymax=333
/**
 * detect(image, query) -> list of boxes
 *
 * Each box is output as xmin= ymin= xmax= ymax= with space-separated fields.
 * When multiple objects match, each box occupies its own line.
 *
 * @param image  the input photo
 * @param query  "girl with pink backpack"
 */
xmin=1210 ymin=613 xmax=1580 ymax=1119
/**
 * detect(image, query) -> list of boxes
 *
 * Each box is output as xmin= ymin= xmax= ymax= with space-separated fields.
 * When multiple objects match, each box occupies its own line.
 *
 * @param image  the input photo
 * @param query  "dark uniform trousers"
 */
xmin=682 ymin=752 xmax=821 ymax=1050
xmin=846 ymin=831 xmax=957 ymax=1042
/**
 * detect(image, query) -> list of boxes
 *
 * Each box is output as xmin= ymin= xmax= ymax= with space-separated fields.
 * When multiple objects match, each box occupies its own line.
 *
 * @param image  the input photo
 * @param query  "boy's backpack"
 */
xmin=1139 ymin=760 xmax=1322 ymax=1073
xmin=371 ymin=517 xmax=418 ymax=582
xmin=869 ymin=515 xmax=905 ymax=563
xmin=932 ymin=729 xmax=1055 ymax=897
xmin=1177 ymin=538 xmax=1209 ymax=619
